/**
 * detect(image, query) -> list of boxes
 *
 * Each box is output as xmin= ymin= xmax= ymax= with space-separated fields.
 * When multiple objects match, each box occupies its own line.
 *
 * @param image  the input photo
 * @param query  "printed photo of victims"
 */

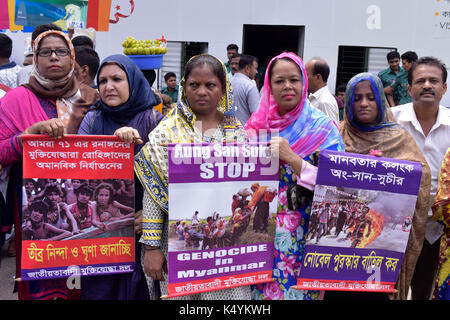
xmin=305 ymin=185 xmax=417 ymax=252
xmin=22 ymin=178 xmax=135 ymax=241
xmin=168 ymin=181 xmax=278 ymax=252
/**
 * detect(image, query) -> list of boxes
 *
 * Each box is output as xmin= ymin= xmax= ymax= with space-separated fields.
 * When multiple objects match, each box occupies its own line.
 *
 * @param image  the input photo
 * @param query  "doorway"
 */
xmin=242 ymin=24 xmax=305 ymax=89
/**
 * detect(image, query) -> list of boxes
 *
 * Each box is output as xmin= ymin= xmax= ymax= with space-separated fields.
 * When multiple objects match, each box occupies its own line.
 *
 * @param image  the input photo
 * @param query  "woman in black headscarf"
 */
xmin=78 ymin=54 xmax=164 ymax=299
xmin=79 ymin=54 xmax=163 ymax=151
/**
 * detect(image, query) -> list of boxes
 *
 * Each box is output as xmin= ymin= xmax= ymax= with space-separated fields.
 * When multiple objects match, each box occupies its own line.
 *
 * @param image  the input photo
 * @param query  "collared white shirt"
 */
xmin=230 ymin=73 xmax=261 ymax=125
xmin=391 ymin=103 xmax=450 ymax=216
xmin=309 ymin=86 xmax=339 ymax=123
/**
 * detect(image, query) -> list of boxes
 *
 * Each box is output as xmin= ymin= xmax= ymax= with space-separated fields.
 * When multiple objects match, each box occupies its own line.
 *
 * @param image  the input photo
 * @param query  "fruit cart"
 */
xmin=127 ymin=54 xmax=164 ymax=69
xmin=122 ymin=35 xmax=167 ymax=83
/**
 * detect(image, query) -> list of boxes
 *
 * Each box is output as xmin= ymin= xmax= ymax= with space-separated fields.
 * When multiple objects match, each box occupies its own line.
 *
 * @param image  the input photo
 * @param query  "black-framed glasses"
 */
xmin=37 ymin=48 xmax=70 ymax=57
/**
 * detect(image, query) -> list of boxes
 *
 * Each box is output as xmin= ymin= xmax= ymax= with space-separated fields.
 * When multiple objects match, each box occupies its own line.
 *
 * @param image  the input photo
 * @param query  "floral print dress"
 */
xmin=251 ymin=150 xmax=340 ymax=300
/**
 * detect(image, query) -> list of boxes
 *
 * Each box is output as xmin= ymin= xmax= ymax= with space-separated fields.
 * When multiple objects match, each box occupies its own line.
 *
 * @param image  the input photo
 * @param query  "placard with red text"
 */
xmin=21 ymin=135 xmax=135 ymax=280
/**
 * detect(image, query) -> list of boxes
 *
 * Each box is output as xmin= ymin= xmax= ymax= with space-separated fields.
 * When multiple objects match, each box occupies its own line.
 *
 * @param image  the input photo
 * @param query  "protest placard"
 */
xmin=167 ymin=142 xmax=279 ymax=297
xmin=297 ymin=150 xmax=423 ymax=292
xmin=21 ymin=135 xmax=135 ymax=280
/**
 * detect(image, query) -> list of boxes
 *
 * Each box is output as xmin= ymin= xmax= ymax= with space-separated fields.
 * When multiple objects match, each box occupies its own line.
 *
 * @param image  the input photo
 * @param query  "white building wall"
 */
xmin=4 ymin=0 xmax=450 ymax=105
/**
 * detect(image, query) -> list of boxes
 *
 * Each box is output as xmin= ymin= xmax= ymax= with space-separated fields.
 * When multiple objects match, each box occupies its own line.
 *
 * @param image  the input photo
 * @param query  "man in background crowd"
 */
xmin=0 ymin=33 xmax=21 ymax=88
xmin=230 ymin=54 xmax=260 ymax=125
xmin=306 ymin=58 xmax=339 ymax=123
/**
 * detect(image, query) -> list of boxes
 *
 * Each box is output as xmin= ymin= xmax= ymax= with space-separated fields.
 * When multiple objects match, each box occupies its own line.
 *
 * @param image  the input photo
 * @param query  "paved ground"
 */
xmin=0 ymin=242 xmax=18 ymax=300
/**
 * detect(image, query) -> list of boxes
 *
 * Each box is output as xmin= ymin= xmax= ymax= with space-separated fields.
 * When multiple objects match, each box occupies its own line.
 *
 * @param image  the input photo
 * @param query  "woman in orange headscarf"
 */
xmin=0 ymin=24 xmax=98 ymax=300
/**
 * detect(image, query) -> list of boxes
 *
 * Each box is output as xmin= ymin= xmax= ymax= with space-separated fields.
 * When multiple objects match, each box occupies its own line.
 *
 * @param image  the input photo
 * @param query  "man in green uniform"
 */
xmin=386 ymin=51 xmax=418 ymax=107
xmin=224 ymin=44 xmax=238 ymax=75
xmin=161 ymin=72 xmax=179 ymax=103
xmin=379 ymin=51 xmax=402 ymax=107
xmin=379 ymin=51 xmax=401 ymax=87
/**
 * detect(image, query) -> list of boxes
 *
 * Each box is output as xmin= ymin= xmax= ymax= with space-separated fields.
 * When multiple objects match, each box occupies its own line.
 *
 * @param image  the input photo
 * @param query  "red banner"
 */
xmin=21 ymin=135 xmax=135 ymax=281
xmin=22 ymin=135 xmax=134 ymax=180
xmin=87 ymin=0 xmax=112 ymax=31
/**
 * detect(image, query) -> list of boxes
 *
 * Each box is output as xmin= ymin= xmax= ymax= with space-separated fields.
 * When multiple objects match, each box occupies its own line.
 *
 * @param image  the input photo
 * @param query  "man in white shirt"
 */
xmin=229 ymin=53 xmax=241 ymax=77
xmin=230 ymin=54 xmax=260 ymax=125
xmin=305 ymin=58 xmax=339 ymax=123
xmin=191 ymin=211 xmax=200 ymax=225
xmin=391 ymin=56 xmax=450 ymax=300
xmin=0 ymin=33 xmax=21 ymax=89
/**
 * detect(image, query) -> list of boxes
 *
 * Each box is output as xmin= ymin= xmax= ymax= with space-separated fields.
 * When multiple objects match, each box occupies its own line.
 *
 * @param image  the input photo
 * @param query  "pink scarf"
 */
xmin=245 ymin=52 xmax=309 ymax=132
xmin=245 ymin=52 xmax=343 ymax=158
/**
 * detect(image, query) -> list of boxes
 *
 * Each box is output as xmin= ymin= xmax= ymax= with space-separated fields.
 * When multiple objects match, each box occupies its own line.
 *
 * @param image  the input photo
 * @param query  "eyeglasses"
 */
xmin=37 ymin=48 xmax=71 ymax=57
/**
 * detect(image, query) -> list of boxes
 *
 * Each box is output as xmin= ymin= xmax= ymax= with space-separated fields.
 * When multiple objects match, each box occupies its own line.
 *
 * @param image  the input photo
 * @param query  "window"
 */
xmin=159 ymin=41 xmax=208 ymax=89
xmin=336 ymin=46 xmax=396 ymax=90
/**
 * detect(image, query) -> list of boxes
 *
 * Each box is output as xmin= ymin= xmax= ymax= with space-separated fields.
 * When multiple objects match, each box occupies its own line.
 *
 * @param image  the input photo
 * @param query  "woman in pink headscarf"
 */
xmin=246 ymin=52 xmax=344 ymax=300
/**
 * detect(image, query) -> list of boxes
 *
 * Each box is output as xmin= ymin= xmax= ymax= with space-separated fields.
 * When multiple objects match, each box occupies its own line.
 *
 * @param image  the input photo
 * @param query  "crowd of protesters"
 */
xmin=0 ymin=23 xmax=449 ymax=301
